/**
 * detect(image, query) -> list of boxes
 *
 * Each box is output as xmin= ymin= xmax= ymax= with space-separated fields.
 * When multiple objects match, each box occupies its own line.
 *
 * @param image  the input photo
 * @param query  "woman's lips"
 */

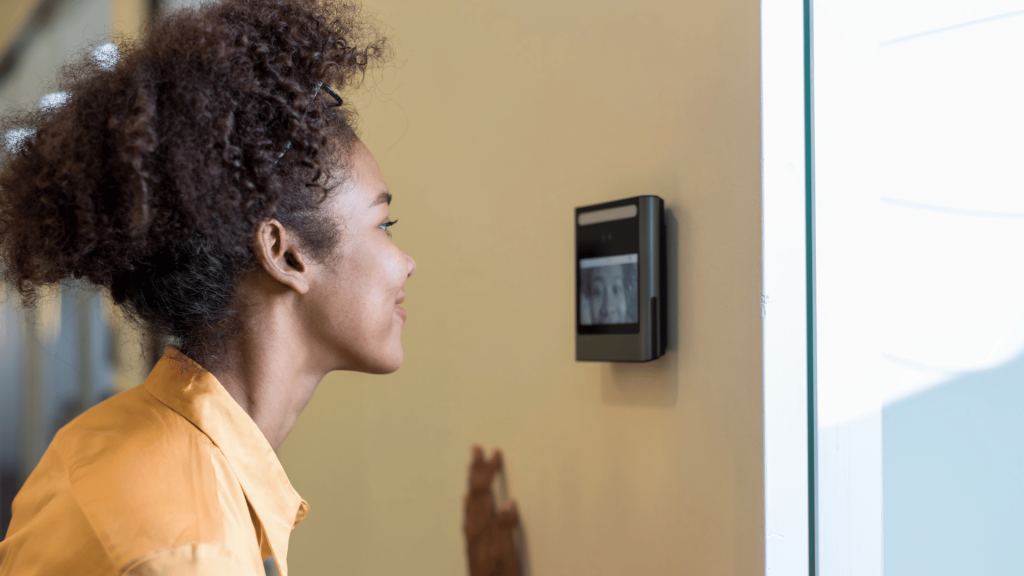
xmin=395 ymin=305 xmax=407 ymax=323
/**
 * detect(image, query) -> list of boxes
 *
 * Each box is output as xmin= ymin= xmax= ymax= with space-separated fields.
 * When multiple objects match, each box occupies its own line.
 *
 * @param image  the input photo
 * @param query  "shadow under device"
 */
xmin=576 ymin=196 xmax=667 ymax=362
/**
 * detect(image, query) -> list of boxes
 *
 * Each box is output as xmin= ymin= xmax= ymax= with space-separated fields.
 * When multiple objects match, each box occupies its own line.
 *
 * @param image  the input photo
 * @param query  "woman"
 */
xmin=0 ymin=1 xmax=518 ymax=574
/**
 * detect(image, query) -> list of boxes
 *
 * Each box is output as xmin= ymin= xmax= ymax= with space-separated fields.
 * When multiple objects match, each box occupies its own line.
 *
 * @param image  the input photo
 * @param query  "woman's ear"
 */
xmin=253 ymin=219 xmax=310 ymax=294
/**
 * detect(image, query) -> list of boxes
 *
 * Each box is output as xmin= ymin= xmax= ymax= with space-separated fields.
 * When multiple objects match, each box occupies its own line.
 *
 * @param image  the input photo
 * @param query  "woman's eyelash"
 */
xmin=380 ymin=219 xmax=398 ymax=238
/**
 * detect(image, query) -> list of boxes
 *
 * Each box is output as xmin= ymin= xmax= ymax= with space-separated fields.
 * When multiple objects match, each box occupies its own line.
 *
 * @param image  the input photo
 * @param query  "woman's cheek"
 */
xmin=372 ymin=252 xmax=404 ymax=308
xmin=381 ymin=246 xmax=408 ymax=284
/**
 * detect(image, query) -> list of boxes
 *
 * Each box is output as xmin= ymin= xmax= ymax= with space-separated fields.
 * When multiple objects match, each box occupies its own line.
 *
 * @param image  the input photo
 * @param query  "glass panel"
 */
xmin=812 ymin=1 xmax=1024 ymax=575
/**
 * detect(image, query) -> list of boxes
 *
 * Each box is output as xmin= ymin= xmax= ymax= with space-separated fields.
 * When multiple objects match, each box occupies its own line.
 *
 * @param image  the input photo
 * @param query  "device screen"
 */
xmin=579 ymin=254 xmax=638 ymax=325
xmin=576 ymin=199 xmax=641 ymax=335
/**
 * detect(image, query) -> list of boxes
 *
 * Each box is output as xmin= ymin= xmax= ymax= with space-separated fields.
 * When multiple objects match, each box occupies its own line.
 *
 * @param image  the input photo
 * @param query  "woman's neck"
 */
xmin=210 ymin=290 xmax=328 ymax=451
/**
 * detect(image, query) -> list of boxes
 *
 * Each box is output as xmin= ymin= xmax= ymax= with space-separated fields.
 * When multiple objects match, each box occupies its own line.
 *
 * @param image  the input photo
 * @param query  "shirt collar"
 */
xmin=143 ymin=348 xmax=309 ymax=576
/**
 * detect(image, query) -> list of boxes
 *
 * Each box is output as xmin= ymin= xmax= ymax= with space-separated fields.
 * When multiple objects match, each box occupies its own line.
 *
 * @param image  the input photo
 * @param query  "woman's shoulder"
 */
xmin=8 ymin=386 xmax=236 ymax=571
xmin=54 ymin=384 xmax=211 ymax=471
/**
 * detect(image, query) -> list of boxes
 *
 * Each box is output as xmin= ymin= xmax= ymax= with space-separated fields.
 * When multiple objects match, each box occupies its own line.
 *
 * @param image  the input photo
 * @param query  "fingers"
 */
xmin=470 ymin=445 xmax=502 ymax=470
xmin=468 ymin=445 xmax=503 ymax=493
xmin=464 ymin=493 xmax=494 ymax=538
xmin=464 ymin=451 xmax=522 ymax=576
xmin=468 ymin=445 xmax=490 ymax=492
xmin=489 ymin=449 xmax=503 ymax=476
xmin=495 ymin=499 xmax=519 ymax=529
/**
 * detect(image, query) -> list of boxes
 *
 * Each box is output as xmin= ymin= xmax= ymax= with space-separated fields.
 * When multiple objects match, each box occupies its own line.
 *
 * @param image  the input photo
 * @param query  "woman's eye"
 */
xmin=379 ymin=219 xmax=398 ymax=238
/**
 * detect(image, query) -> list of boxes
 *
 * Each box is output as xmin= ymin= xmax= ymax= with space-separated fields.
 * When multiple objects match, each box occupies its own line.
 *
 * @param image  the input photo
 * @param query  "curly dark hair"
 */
xmin=0 ymin=0 xmax=387 ymax=366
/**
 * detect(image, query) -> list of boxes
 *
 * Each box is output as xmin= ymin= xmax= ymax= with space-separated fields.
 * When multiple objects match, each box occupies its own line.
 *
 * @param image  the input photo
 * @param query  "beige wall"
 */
xmin=278 ymin=0 xmax=764 ymax=574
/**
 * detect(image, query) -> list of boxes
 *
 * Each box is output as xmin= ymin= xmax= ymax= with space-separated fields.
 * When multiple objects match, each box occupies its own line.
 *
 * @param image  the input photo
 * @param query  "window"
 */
xmin=812 ymin=2 xmax=1024 ymax=574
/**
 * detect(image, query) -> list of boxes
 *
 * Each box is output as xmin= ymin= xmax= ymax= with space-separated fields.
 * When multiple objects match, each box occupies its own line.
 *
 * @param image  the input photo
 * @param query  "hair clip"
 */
xmin=273 ymin=82 xmax=343 ymax=164
xmin=322 ymin=84 xmax=343 ymax=107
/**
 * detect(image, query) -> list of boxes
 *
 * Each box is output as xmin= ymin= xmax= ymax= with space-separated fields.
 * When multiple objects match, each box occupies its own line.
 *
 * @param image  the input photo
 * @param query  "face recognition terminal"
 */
xmin=576 ymin=196 xmax=667 ymax=362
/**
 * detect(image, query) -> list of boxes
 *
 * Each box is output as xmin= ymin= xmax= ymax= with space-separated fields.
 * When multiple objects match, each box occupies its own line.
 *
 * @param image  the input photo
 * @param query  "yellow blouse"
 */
xmin=0 ymin=349 xmax=308 ymax=576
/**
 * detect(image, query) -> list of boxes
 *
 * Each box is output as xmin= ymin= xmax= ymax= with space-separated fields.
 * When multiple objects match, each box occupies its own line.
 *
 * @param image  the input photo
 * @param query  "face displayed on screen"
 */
xmin=591 ymin=265 xmax=627 ymax=323
xmin=579 ymin=255 xmax=638 ymax=326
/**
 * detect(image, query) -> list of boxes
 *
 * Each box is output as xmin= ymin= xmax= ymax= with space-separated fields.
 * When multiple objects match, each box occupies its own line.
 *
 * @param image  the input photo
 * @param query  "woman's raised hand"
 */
xmin=463 ymin=446 xmax=521 ymax=576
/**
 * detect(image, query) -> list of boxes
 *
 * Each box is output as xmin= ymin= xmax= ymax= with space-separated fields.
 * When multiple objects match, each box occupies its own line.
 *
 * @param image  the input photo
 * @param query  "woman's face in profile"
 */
xmin=590 ymin=266 xmax=627 ymax=323
xmin=307 ymin=141 xmax=416 ymax=374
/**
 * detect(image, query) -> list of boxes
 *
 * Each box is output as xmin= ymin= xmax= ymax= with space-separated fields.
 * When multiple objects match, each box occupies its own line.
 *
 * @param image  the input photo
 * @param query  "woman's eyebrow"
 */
xmin=371 ymin=191 xmax=392 ymax=207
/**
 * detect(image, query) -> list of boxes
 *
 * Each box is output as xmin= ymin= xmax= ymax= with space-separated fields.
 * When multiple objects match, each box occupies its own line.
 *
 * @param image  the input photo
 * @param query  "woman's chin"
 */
xmin=360 ymin=347 xmax=404 ymax=375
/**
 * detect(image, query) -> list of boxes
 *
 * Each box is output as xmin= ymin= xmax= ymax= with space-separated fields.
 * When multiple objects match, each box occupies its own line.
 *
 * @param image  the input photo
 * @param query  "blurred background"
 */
xmin=0 ymin=0 xmax=196 ymax=540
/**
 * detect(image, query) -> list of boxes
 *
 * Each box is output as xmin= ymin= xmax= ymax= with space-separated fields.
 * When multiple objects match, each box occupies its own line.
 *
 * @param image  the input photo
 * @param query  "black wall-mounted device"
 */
xmin=575 ymin=196 xmax=667 ymax=362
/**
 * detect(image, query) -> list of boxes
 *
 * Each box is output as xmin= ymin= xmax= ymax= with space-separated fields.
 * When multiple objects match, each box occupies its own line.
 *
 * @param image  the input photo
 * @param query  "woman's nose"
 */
xmin=404 ymin=251 xmax=417 ymax=279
